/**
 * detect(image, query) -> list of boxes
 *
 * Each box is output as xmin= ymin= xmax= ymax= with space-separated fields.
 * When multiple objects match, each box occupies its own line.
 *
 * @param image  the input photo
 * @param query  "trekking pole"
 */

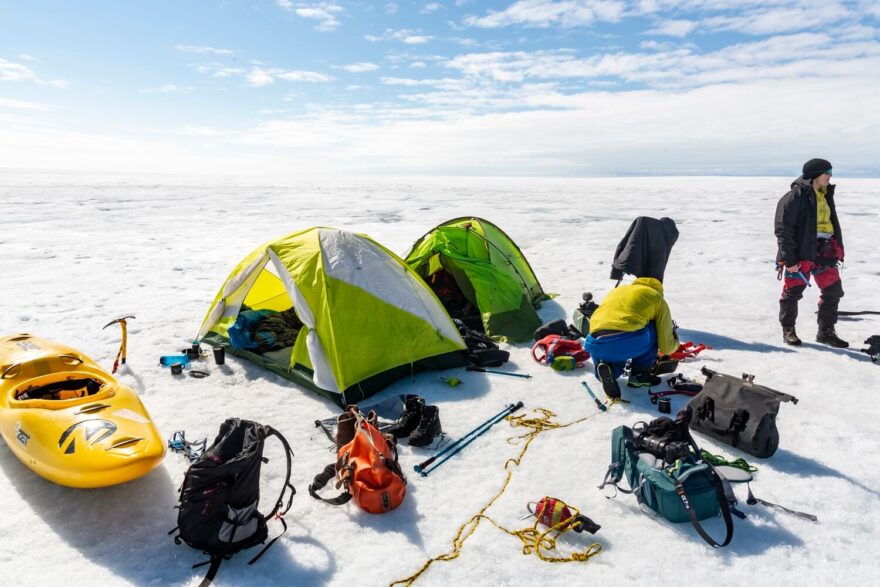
xmin=103 ymin=315 xmax=136 ymax=374
xmin=581 ymin=381 xmax=607 ymax=412
xmin=466 ymin=366 xmax=532 ymax=379
xmin=415 ymin=401 xmax=525 ymax=477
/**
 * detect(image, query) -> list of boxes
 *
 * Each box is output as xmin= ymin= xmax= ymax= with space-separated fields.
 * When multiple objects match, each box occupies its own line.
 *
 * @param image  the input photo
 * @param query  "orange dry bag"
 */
xmin=309 ymin=406 xmax=407 ymax=514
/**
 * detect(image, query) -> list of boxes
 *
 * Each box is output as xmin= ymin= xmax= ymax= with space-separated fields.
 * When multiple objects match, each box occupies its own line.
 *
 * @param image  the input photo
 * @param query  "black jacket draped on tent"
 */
xmin=610 ymin=216 xmax=679 ymax=283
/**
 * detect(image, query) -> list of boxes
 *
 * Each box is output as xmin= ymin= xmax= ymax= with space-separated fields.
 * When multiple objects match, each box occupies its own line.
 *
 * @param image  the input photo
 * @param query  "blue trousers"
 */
xmin=582 ymin=323 xmax=657 ymax=379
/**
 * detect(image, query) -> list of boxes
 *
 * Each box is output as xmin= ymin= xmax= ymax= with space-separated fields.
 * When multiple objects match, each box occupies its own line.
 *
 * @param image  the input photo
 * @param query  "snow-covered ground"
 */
xmin=0 ymin=172 xmax=877 ymax=586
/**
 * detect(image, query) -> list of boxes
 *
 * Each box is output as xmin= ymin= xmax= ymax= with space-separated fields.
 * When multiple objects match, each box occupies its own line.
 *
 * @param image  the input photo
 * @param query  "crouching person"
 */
xmin=582 ymin=277 xmax=679 ymax=399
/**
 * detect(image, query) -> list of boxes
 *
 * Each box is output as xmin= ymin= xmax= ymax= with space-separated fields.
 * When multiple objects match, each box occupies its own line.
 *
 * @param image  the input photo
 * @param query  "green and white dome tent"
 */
xmin=404 ymin=217 xmax=549 ymax=342
xmin=197 ymin=227 xmax=468 ymax=406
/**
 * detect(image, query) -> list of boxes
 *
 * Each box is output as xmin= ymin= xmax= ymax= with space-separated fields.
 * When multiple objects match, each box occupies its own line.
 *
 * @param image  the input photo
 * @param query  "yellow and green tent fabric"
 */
xmin=197 ymin=227 xmax=467 ymax=405
xmin=404 ymin=217 xmax=548 ymax=342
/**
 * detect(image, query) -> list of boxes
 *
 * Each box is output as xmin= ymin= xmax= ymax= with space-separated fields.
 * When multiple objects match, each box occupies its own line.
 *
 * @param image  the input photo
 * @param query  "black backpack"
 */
xmin=172 ymin=418 xmax=296 ymax=586
xmin=454 ymin=318 xmax=510 ymax=367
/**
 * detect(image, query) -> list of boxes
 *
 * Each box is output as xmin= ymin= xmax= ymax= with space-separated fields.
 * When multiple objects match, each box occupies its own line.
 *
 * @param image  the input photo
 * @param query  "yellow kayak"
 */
xmin=0 ymin=333 xmax=165 ymax=488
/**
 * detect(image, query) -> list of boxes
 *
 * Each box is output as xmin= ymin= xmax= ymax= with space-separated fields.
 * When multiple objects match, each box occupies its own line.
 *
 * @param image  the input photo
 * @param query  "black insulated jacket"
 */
xmin=774 ymin=176 xmax=843 ymax=267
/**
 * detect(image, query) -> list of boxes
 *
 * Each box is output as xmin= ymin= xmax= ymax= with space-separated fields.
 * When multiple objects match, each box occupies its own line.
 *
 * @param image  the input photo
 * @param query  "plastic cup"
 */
xmin=212 ymin=346 xmax=225 ymax=365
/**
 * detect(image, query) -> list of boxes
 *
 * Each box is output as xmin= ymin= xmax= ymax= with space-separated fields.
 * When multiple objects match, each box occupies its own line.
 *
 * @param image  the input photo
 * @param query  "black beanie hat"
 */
xmin=802 ymin=158 xmax=832 ymax=180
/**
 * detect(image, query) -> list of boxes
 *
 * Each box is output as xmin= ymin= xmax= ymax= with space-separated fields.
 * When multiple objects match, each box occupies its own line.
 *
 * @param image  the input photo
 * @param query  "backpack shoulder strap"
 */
xmin=308 ymin=463 xmax=353 ymax=506
xmin=264 ymin=426 xmax=296 ymax=519
xmin=673 ymin=465 xmax=734 ymax=548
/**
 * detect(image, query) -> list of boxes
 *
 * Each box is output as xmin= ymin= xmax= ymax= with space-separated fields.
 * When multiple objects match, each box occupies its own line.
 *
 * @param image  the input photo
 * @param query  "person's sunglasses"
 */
xmin=825 ymin=170 xmax=833 ymax=176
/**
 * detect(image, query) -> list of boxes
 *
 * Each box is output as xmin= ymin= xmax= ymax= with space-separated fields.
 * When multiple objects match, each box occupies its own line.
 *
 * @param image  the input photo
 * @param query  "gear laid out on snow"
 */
xmin=572 ymin=292 xmax=600 ymax=337
xmin=649 ymin=374 xmax=703 ymax=404
xmin=687 ymin=367 xmax=798 ymax=458
xmin=465 ymin=365 xmax=532 ymax=378
xmin=702 ymin=450 xmax=817 ymax=521
xmin=599 ymin=410 xmax=738 ymax=548
xmin=309 ymin=406 xmax=407 ymax=514
xmin=102 ymin=314 xmax=135 ymax=374
xmin=861 ymin=335 xmax=880 ymax=362
xmin=531 ymin=334 xmax=590 ymax=370
xmin=168 ymin=430 xmax=207 ymax=462
xmin=414 ymin=402 xmax=524 ymax=477
xmin=171 ymin=418 xmax=295 ymax=587
xmin=394 ymin=407 xmax=610 ymax=586
xmin=581 ymin=380 xmax=608 ymax=412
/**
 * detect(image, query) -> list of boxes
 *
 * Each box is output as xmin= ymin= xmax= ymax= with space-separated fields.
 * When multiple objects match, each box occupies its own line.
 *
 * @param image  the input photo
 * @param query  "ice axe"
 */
xmin=103 ymin=315 xmax=135 ymax=374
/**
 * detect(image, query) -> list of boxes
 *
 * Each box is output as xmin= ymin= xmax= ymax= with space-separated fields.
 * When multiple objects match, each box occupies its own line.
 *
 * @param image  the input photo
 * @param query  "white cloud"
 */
xmin=174 ymin=44 xmax=235 ymax=55
xmin=277 ymin=70 xmax=335 ymax=82
xmin=410 ymin=61 xmax=428 ymax=68
xmin=341 ymin=62 xmax=380 ymax=73
xmin=646 ymin=19 xmax=697 ymax=37
xmin=245 ymin=66 xmax=334 ymax=86
xmin=18 ymin=54 xmax=40 ymax=62
xmin=247 ymin=68 xmax=276 ymax=86
xmin=0 ymin=97 xmax=50 ymax=111
xmin=213 ymin=67 xmax=246 ymax=78
xmin=442 ymin=33 xmax=880 ymax=89
xmin=289 ymin=3 xmax=344 ymax=31
xmin=466 ymin=0 xmax=626 ymax=29
xmin=0 ymin=57 xmax=65 ymax=87
xmin=366 ymin=29 xmax=435 ymax=44
xmin=422 ymin=3 xmax=443 ymax=13
xmin=385 ymin=3 xmax=398 ymax=14
xmin=139 ymin=84 xmax=194 ymax=94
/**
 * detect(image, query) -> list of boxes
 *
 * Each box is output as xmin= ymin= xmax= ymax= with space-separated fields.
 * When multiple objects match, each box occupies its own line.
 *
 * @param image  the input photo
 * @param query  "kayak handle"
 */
xmin=58 ymin=354 xmax=84 ymax=366
xmin=1 ymin=363 xmax=21 ymax=379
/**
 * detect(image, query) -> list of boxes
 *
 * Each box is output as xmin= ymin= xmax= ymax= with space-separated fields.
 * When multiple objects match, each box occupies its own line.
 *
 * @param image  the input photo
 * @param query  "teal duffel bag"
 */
xmin=600 ymin=416 xmax=736 ymax=547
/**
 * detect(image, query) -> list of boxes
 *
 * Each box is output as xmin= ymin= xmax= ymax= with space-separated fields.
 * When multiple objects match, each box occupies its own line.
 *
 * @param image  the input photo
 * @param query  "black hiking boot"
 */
xmin=409 ymin=405 xmax=441 ymax=447
xmin=596 ymin=362 xmax=621 ymax=399
xmin=386 ymin=395 xmax=424 ymax=440
xmin=816 ymin=328 xmax=849 ymax=348
xmin=782 ymin=327 xmax=802 ymax=346
xmin=627 ymin=368 xmax=662 ymax=388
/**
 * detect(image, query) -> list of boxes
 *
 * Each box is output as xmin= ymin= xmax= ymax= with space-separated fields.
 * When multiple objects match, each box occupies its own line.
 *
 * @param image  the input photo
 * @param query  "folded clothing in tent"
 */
xmin=197 ymin=227 xmax=468 ymax=406
xmin=228 ymin=308 xmax=303 ymax=354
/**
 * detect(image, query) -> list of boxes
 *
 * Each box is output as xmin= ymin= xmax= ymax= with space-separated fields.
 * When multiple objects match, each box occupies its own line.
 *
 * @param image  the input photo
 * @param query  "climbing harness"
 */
xmin=649 ymin=374 xmax=703 ymax=404
xmin=391 ymin=407 xmax=609 ymax=586
xmin=103 ymin=315 xmax=135 ymax=374
xmin=668 ymin=341 xmax=708 ymax=361
xmin=168 ymin=430 xmax=207 ymax=462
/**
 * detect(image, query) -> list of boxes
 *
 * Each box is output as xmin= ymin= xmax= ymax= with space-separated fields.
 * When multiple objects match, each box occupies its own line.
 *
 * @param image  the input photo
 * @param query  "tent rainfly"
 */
xmin=197 ymin=227 xmax=468 ymax=406
xmin=404 ymin=217 xmax=548 ymax=342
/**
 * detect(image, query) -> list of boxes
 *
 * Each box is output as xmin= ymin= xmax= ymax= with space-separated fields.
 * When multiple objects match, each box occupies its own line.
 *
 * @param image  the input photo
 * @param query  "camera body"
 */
xmin=634 ymin=412 xmax=694 ymax=464
xmin=636 ymin=433 xmax=690 ymax=464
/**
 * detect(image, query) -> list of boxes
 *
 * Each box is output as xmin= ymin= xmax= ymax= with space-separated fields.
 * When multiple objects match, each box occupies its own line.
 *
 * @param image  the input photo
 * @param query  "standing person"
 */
xmin=582 ymin=277 xmax=679 ymax=399
xmin=775 ymin=158 xmax=848 ymax=348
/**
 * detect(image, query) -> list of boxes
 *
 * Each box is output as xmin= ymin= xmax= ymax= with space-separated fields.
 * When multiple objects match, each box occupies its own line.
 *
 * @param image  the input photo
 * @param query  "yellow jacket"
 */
xmin=589 ymin=277 xmax=679 ymax=355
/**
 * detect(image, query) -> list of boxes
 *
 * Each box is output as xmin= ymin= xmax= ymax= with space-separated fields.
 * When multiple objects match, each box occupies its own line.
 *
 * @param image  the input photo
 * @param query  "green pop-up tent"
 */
xmin=197 ymin=227 xmax=467 ymax=406
xmin=404 ymin=217 xmax=548 ymax=342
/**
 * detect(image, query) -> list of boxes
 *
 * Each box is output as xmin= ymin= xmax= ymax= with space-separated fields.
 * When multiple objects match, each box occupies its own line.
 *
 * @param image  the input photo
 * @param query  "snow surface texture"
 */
xmin=0 ymin=173 xmax=877 ymax=586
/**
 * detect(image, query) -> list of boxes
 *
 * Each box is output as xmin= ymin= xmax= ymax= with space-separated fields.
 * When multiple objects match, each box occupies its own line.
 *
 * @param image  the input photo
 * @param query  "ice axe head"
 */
xmin=103 ymin=315 xmax=136 ymax=330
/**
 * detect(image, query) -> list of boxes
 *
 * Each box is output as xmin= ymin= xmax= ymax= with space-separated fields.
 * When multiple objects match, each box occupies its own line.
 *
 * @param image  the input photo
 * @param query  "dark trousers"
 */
xmin=779 ymin=238 xmax=844 ymax=329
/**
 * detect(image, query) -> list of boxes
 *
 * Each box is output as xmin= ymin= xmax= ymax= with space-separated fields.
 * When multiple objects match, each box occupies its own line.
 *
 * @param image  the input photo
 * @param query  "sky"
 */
xmin=1 ymin=0 xmax=879 ymax=177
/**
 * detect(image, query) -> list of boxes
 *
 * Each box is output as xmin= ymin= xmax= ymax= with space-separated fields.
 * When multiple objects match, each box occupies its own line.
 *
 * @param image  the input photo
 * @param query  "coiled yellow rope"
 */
xmin=389 ymin=407 xmax=606 ymax=587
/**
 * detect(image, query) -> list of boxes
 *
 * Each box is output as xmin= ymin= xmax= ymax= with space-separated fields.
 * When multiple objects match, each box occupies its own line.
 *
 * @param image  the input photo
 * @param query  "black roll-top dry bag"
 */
xmin=687 ymin=367 xmax=797 ymax=458
xmin=172 ymin=418 xmax=295 ymax=586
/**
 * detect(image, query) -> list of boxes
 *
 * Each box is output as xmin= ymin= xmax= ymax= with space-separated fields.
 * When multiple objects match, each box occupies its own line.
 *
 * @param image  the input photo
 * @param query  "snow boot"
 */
xmin=596 ymin=362 xmax=621 ymax=399
xmin=782 ymin=327 xmax=802 ymax=346
xmin=409 ymin=405 xmax=441 ymax=447
xmin=386 ymin=395 xmax=424 ymax=440
xmin=627 ymin=368 xmax=662 ymax=388
xmin=816 ymin=328 xmax=849 ymax=348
